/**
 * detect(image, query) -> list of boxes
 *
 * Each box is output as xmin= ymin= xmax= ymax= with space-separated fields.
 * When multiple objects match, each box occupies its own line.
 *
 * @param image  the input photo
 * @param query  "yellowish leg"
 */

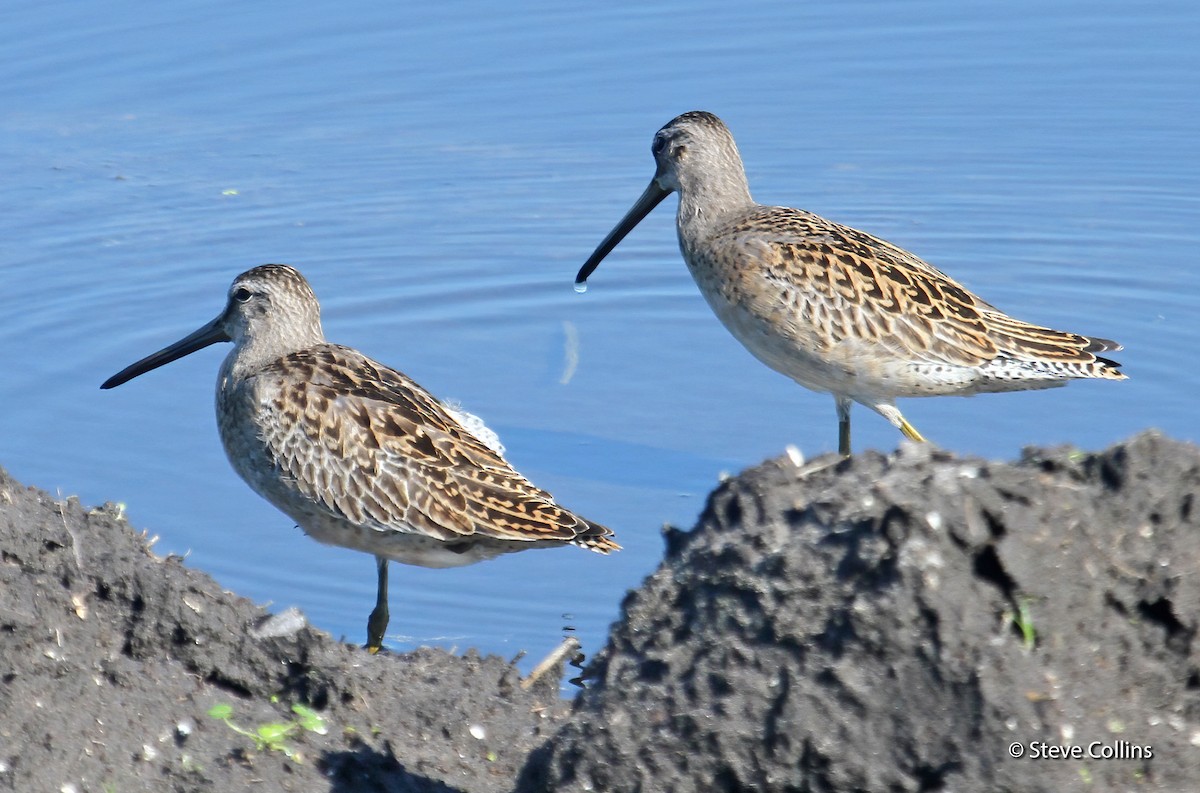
xmin=875 ymin=403 xmax=928 ymax=446
xmin=898 ymin=416 xmax=927 ymax=443
xmin=366 ymin=556 xmax=389 ymax=654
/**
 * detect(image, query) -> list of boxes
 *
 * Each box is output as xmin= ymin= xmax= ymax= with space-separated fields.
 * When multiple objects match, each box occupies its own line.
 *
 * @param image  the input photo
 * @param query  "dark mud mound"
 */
xmin=4 ymin=431 xmax=1197 ymax=792
xmin=518 ymin=431 xmax=1200 ymax=792
xmin=0 ymin=467 xmax=573 ymax=793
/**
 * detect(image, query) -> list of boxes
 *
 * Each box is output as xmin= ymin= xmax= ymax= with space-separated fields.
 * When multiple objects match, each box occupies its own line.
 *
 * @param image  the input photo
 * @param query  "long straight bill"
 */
xmin=574 ymin=179 xmax=671 ymax=287
xmin=101 ymin=315 xmax=230 ymax=389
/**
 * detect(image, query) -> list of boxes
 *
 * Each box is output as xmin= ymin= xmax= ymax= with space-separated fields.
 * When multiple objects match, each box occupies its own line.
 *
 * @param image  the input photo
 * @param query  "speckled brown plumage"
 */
xmin=103 ymin=264 xmax=616 ymax=650
xmin=576 ymin=111 xmax=1125 ymax=454
xmin=698 ymin=203 xmax=1123 ymax=379
xmin=234 ymin=343 xmax=613 ymax=548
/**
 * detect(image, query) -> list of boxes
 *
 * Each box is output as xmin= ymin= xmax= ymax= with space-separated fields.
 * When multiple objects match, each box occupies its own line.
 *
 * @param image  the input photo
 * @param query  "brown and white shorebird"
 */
xmin=576 ymin=111 xmax=1126 ymax=455
xmin=102 ymin=264 xmax=617 ymax=652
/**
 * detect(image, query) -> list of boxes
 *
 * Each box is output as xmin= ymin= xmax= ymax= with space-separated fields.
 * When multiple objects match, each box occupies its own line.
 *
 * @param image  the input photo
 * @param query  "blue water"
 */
xmin=2 ymin=0 xmax=1196 ymax=671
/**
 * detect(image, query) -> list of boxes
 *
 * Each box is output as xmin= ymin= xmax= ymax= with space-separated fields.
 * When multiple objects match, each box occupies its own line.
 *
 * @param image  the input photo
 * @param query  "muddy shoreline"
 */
xmin=2 ymin=431 xmax=1197 ymax=791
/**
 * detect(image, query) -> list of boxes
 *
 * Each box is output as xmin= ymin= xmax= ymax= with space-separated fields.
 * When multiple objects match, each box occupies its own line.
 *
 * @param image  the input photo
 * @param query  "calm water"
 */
xmin=2 ymin=1 xmax=1196 ymax=671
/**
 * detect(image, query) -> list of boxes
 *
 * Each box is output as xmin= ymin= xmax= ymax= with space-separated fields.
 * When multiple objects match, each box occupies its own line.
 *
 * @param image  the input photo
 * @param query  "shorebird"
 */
xmin=576 ymin=111 xmax=1126 ymax=454
xmin=102 ymin=264 xmax=618 ymax=652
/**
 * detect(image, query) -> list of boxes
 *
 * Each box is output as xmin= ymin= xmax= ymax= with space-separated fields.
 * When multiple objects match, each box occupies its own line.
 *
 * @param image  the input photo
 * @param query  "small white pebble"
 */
xmin=177 ymin=718 xmax=195 ymax=738
xmin=469 ymin=724 xmax=486 ymax=741
xmin=784 ymin=445 xmax=804 ymax=467
xmin=1190 ymin=731 xmax=1200 ymax=747
xmin=141 ymin=744 xmax=157 ymax=761
xmin=251 ymin=607 xmax=308 ymax=639
xmin=61 ymin=785 xmax=79 ymax=793
xmin=1060 ymin=724 xmax=1075 ymax=741
xmin=925 ymin=512 xmax=942 ymax=531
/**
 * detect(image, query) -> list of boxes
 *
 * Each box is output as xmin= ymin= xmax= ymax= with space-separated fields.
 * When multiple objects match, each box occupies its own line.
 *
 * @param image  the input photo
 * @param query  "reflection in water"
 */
xmin=559 ymin=320 xmax=580 ymax=386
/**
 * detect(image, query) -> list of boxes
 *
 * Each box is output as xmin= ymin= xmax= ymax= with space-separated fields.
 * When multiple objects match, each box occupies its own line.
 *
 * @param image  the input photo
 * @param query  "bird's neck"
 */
xmin=675 ymin=167 xmax=754 ymax=241
xmin=222 ymin=324 xmax=326 ymax=384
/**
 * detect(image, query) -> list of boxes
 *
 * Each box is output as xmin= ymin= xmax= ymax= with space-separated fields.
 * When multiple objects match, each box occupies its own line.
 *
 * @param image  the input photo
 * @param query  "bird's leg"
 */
xmin=875 ymin=403 xmax=927 ymax=445
xmin=366 ymin=556 xmax=389 ymax=653
xmin=898 ymin=417 xmax=927 ymax=443
xmin=836 ymin=397 xmax=852 ymax=456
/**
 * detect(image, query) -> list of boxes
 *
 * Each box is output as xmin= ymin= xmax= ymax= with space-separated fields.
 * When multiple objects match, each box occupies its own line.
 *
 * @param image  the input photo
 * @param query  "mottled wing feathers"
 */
xmin=973 ymin=311 xmax=1125 ymax=374
xmin=256 ymin=345 xmax=617 ymax=550
xmin=717 ymin=206 xmax=1124 ymax=377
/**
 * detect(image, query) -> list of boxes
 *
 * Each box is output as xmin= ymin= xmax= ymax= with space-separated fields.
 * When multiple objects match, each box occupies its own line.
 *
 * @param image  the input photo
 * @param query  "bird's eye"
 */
xmin=651 ymin=134 xmax=667 ymax=156
xmin=233 ymin=287 xmax=252 ymax=303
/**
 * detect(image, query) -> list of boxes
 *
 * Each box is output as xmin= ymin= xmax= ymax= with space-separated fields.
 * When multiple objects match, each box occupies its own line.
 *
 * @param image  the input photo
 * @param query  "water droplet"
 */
xmin=573 ymin=281 xmax=588 ymax=294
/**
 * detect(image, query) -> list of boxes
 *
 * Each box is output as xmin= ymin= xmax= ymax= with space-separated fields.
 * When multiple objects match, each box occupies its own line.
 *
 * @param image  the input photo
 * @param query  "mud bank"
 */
xmin=2 ymin=430 xmax=1197 ymax=791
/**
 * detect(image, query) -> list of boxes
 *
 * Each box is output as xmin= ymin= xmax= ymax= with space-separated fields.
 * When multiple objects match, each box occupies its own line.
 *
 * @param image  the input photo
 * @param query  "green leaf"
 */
xmin=207 ymin=703 xmax=234 ymax=720
xmin=1016 ymin=597 xmax=1037 ymax=651
xmin=292 ymin=704 xmax=329 ymax=735
xmin=256 ymin=722 xmax=295 ymax=747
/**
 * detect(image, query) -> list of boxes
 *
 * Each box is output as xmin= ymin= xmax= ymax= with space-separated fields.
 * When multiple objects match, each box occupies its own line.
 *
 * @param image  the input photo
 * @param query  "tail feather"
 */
xmin=1085 ymin=336 xmax=1123 ymax=354
xmin=574 ymin=517 xmax=621 ymax=553
xmin=978 ymin=312 xmax=1126 ymax=380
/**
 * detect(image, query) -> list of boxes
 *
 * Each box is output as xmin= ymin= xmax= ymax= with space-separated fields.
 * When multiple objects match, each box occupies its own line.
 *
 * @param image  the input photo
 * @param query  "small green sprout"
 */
xmin=291 ymin=703 xmax=328 ymax=735
xmin=207 ymin=701 xmax=328 ymax=760
xmin=1012 ymin=596 xmax=1037 ymax=651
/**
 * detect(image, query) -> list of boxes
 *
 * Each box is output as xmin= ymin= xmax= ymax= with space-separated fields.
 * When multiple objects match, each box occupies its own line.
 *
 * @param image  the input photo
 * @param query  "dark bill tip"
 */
xmin=101 ymin=315 xmax=231 ymax=390
xmin=575 ymin=179 xmax=671 ymax=286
